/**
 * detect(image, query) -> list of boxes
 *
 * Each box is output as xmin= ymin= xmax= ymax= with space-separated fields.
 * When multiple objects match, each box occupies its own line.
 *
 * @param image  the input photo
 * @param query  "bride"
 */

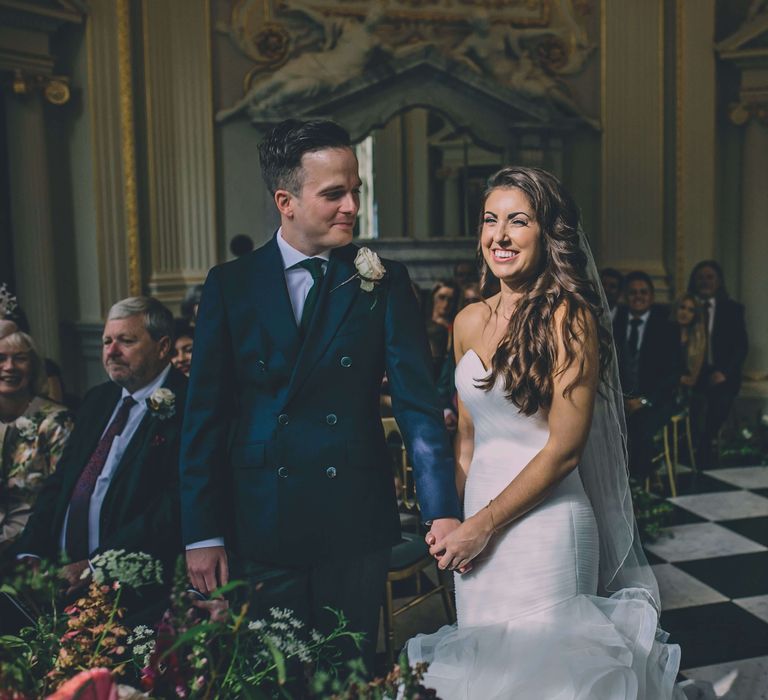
xmin=407 ymin=167 xmax=692 ymax=699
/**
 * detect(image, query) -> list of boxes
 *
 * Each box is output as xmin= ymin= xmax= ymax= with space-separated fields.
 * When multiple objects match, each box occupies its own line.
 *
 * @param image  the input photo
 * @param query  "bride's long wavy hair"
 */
xmin=476 ymin=167 xmax=612 ymax=415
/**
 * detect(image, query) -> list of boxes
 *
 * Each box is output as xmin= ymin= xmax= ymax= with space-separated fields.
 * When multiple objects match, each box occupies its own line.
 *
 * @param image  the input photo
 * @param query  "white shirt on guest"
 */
xmin=276 ymin=228 xmax=331 ymax=324
xmin=58 ymin=364 xmax=172 ymax=556
xmin=626 ymin=310 xmax=651 ymax=350
xmin=187 ymin=230 xmax=331 ymax=552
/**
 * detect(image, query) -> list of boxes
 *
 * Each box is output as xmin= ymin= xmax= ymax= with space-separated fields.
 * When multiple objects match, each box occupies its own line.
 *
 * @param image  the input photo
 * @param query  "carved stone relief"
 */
xmin=216 ymin=0 xmax=595 ymax=123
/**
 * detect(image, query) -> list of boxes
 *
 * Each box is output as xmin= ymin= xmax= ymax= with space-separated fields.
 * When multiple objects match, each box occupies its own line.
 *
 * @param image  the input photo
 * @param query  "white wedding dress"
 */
xmin=406 ymin=349 xmax=685 ymax=700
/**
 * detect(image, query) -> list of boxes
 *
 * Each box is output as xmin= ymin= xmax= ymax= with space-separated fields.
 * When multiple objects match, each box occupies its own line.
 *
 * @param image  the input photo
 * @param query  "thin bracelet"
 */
xmin=486 ymin=499 xmax=499 ymax=534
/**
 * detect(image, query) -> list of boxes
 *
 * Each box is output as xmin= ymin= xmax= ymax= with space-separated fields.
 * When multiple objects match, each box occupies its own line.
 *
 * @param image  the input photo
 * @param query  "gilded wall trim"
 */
xmin=117 ymin=0 xmax=141 ymax=296
xmin=675 ymin=0 xmax=684 ymax=293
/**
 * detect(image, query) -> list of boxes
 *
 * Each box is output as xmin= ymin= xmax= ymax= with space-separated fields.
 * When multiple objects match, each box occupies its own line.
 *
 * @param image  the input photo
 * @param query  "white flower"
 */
xmin=14 ymin=417 xmax=37 ymax=441
xmin=761 ymin=414 xmax=768 ymax=427
xmin=354 ymin=247 xmax=385 ymax=292
xmin=742 ymin=428 xmax=753 ymax=440
xmin=146 ymin=387 xmax=176 ymax=419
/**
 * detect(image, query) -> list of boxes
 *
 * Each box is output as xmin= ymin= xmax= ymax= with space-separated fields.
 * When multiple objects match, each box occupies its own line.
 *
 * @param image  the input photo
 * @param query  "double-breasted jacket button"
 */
xmin=256 ymin=360 xmax=267 ymax=372
xmin=340 ymin=356 xmax=352 ymax=368
xmin=326 ymin=413 xmax=338 ymax=425
xmin=277 ymin=466 xmax=289 ymax=478
xmin=278 ymin=413 xmax=289 ymax=426
xmin=325 ymin=466 xmax=337 ymax=479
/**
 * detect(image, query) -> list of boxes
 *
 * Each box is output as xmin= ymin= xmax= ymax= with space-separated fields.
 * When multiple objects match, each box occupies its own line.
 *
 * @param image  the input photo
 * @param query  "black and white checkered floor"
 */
xmin=645 ymin=465 xmax=768 ymax=699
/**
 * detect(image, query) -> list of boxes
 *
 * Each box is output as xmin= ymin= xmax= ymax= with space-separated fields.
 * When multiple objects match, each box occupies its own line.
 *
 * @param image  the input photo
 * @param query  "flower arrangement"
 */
xmin=0 ymin=553 xmax=440 ymax=699
xmin=0 ymin=282 xmax=18 ymax=318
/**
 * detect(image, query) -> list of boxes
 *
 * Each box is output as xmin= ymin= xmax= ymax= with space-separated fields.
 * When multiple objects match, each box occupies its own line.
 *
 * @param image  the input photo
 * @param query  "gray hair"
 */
xmin=107 ymin=296 xmax=174 ymax=341
xmin=0 ymin=330 xmax=47 ymax=396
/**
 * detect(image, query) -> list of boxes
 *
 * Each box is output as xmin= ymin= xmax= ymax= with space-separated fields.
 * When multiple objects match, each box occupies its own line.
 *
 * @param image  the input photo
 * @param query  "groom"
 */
xmin=180 ymin=119 xmax=461 ymax=667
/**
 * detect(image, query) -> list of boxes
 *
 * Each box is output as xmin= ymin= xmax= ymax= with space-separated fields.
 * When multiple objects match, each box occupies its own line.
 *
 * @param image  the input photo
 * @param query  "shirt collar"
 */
xmin=630 ymin=310 xmax=651 ymax=324
xmin=277 ymin=228 xmax=331 ymax=271
xmin=121 ymin=363 xmax=171 ymax=405
xmin=699 ymin=296 xmax=716 ymax=311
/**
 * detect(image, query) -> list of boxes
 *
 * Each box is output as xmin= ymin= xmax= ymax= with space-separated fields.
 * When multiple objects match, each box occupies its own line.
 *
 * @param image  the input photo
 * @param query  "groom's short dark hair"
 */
xmin=258 ymin=119 xmax=352 ymax=196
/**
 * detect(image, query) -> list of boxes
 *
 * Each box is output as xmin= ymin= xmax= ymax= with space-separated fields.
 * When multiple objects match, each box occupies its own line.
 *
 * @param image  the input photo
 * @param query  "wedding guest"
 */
xmin=172 ymin=320 xmax=195 ymax=378
xmin=614 ymin=271 xmax=682 ymax=479
xmin=229 ymin=234 xmax=255 ymax=258
xmin=11 ymin=297 xmax=186 ymax=615
xmin=460 ymin=283 xmax=482 ymax=308
xmin=688 ymin=260 xmax=748 ymax=466
xmin=453 ymin=260 xmax=479 ymax=290
xmin=671 ymin=293 xmax=707 ymax=394
xmin=600 ymin=267 xmax=624 ymax=322
xmin=0 ymin=331 xmax=73 ymax=554
xmin=180 ymin=285 xmax=204 ymax=326
xmin=427 ymin=281 xmax=459 ymax=378
xmin=2 ymin=301 xmax=65 ymax=404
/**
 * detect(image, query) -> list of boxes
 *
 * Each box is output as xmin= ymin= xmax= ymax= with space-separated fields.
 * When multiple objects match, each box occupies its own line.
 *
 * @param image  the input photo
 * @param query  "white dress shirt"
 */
xmin=626 ymin=310 xmax=651 ymax=350
xmin=58 ymin=364 xmax=172 ymax=556
xmin=186 ymin=230 xmax=331 ymax=552
xmin=276 ymin=228 xmax=331 ymax=324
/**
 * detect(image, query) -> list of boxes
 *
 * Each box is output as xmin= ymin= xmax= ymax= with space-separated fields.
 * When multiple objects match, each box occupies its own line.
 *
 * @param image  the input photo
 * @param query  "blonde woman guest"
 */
xmin=0 ymin=331 xmax=73 ymax=552
xmin=672 ymin=294 xmax=707 ymax=391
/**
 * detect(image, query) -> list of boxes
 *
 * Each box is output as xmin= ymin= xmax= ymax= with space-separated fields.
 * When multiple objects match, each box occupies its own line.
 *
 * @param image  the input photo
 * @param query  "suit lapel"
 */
xmin=285 ymin=244 xmax=360 ymax=405
xmin=251 ymin=235 xmax=301 ymax=355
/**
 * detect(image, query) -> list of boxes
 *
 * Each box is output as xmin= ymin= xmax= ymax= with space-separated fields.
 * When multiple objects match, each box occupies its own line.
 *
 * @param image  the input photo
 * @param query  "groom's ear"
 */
xmin=274 ymin=189 xmax=295 ymax=219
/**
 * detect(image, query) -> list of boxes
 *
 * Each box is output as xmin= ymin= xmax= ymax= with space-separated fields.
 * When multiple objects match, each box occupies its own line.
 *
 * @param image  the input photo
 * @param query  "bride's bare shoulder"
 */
xmin=454 ymin=294 xmax=498 ymax=350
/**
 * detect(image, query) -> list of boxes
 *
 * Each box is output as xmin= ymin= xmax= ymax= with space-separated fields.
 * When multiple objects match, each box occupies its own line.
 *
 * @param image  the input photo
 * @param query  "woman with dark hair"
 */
xmin=426 ymin=280 xmax=459 ymax=379
xmin=408 ymin=167 xmax=690 ymax=698
xmin=171 ymin=320 xmax=195 ymax=377
xmin=687 ymin=260 xmax=748 ymax=465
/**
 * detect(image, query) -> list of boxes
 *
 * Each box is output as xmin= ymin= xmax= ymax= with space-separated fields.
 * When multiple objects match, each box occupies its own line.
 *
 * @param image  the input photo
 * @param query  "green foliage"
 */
xmin=630 ymin=480 xmax=673 ymax=543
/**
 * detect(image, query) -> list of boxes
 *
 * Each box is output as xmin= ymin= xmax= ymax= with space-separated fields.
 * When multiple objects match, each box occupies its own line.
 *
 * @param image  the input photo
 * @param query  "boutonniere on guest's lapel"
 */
xmin=146 ymin=388 xmax=176 ymax=420
xmin=332 ymin=248 xmax=386 ymax=309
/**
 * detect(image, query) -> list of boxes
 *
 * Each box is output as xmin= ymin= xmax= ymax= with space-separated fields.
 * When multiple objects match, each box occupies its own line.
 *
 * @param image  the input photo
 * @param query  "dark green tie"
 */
xmin=296 ymin=258 xmax=325 ymax=336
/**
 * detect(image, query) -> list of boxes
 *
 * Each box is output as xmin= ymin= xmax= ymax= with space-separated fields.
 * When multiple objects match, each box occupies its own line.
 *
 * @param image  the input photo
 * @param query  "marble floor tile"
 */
xmin=722 ymin=516 xmax=768 ymax=547
xmin=681 ymin=655 xmax=768 ymax=700
xmin=644 ymin=523 xmax=766 ymax=562
xmin=670 ymin=491 xmax=768 ymax=521
xmin=734 ymin=595 xmax=768 ymax=625
xmin=708 ymin=467 xmax=768 ymax=490
xmin=662 ymin=603 xmax=768 ymax=668
xmin=652 ymin=564 xmax=728 ymax=610
xmin=677 ymin=552 xmax=768 ymax=599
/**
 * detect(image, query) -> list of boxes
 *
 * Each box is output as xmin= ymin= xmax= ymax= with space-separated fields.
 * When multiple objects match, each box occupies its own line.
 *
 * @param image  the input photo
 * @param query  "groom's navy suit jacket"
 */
xmin=180 ymin=237 xmax=461 ymax=567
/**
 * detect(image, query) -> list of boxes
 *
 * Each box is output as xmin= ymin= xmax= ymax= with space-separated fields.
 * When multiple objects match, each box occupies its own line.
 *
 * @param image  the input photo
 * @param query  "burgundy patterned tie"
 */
xmin=65 ymin=395 xmax=136 ymax=560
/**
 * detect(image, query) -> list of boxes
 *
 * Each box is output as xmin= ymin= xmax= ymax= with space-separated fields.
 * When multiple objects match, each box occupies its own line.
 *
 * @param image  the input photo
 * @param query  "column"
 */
xmin=142 ymin=0 xmax=218 ymax=307
xmin=740 ymin=119 xmax=768 ymax=377
xmin=4 ymin=94 xmax=60 ymax=360
xmin=601 ymin=0 xmax=666 ymax=289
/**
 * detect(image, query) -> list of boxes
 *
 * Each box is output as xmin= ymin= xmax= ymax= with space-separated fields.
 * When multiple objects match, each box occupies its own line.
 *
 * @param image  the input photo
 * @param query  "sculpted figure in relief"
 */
xmin=217 ymin=0 xmax=389 ymax=121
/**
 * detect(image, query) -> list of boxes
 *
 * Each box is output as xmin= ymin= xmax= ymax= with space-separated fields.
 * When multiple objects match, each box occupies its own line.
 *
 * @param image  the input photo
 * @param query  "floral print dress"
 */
xmin=0 ymin=396 xmax=74 ymax=551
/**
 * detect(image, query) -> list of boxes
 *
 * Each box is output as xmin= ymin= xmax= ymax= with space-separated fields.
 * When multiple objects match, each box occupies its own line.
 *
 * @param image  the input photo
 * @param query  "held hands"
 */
xmin=186 ymin=545 xmax=229 ymax=596
xmin=426 ymin=513 xmax=495 ymax=573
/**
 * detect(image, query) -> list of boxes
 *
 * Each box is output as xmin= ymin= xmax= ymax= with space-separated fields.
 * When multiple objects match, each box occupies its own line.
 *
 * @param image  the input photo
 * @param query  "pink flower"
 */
xmin=45 ymin=668 xmax=118 ymax=700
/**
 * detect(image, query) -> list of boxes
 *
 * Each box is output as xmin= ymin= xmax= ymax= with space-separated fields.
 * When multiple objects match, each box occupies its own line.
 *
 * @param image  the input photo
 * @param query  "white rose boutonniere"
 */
xmin=354 ymin=247 xmax=386 ymax=292
xmin=146 ymin=387 xmax=176 ymax=420
xmin=15 ymin=416 xmax=37 ymax=442
xmin=331 ymin=247 xmax=386 ymax=309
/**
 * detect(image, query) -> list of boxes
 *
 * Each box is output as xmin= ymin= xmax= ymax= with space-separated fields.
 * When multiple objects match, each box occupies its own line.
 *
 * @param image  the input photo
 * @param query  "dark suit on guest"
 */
xmin=11 ymin=367 xmax=187 ymax=594
xmin=180 ymin=236 xmax=460 ymax=665
xmin=695 ymin=296 xmax=748 ymax=461
xmin=614 ymin=305 xmax=683 ymax=478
